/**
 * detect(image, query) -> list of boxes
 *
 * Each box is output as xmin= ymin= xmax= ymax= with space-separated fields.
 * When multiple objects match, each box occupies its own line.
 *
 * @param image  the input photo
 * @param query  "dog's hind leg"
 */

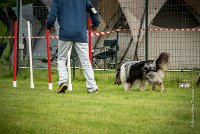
xmin=124 ymin=82 xmax=132 ymax=91
xmin=140 ymin=80 xmax=147 ymax=91
xmin=161 ymin=82 xmax=164 ymax=92
xmin=151 ymin=85 xmax=156 ymax=91
xmin=140 ymin=84 xmax=145 ymax=92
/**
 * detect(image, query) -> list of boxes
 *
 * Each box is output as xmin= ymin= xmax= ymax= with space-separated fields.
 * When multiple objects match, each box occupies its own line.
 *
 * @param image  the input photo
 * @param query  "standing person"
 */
xmin=47 ymin=0 xmax=100 ymax=93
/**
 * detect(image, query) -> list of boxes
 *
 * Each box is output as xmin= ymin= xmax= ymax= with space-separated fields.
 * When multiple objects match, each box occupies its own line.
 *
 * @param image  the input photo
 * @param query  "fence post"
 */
xmin=115 ymin=31 xmax=119 ymax=70
xmin=16 ymin=0 xmax=22 ymax=73
xmin=145 ymin=0 xmax=149 ymax=61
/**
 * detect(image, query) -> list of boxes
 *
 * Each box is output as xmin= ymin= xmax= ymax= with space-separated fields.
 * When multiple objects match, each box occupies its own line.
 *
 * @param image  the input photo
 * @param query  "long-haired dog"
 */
xmin=114 ymin=52 xmax=169 ymax=92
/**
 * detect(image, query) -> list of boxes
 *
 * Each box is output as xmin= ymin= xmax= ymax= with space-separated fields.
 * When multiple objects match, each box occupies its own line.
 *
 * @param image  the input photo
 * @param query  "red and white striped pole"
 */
xmin=45 ymin=29 xmax=53 ymax=90
xmin=88 ymin=18 xmax=92 ymax=63
xmin=13 ymin=21 xmax=18 ymax=88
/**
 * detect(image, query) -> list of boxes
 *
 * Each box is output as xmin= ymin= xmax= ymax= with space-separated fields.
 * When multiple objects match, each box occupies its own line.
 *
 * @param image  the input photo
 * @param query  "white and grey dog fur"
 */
xmin=114 ymin=52 xmax=170 ymax=92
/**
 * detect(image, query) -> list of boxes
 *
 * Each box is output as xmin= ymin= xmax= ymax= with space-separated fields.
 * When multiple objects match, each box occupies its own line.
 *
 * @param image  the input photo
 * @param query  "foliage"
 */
xmin=0 ymin=0 xmax=35 ymax=8
xmin=0 ymin=21 xmax=12 ymax=67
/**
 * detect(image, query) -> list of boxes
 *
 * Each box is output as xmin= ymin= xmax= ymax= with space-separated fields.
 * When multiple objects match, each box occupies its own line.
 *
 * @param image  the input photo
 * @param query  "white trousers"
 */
xmin=57 ymin=40 xmax=98 ymax=91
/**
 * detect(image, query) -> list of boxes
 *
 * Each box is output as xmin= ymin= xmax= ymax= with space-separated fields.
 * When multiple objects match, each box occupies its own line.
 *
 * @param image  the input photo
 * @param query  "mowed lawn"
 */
xmin=0 ymin=69 xmax=200 ymax=134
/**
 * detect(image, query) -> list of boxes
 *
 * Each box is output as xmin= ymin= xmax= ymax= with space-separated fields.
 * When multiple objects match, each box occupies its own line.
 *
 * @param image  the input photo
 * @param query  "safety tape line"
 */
xmin=148 ymin=28 xmax=200 ymax=31
xmin=0 ymin=28 xmax=200 ymax=39
xmin=0 ymin=35 xmax=92 ymax=38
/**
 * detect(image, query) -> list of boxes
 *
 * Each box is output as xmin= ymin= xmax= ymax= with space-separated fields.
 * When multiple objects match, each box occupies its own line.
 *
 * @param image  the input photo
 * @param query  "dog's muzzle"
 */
xmin=114 ymin=78 xmax=121 ymax=85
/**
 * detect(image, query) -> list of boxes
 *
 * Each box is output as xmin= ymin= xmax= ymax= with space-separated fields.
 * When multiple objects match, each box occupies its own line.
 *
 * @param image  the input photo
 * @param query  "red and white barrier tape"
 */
xmin=0 ymin=36 xmax=14 ymax=39
xmin=0 ymin=36 xmax=59 ymax=39
xmin=0 ymin=28 xmax=200 ymax=39
xmin=92 ymin=30 xmax=118 ymax=36
xmin=92 ymin=28 xmax=200 ymax=36
xmin=148 ymin=28 xmax=200 ymax=31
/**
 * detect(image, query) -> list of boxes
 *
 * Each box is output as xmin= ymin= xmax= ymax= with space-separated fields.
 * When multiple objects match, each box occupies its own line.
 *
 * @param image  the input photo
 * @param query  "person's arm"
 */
xmin=86 ymin=0 xmax=100 ymax=29
xmin=47 ymin=0 xmax=58 ymax=33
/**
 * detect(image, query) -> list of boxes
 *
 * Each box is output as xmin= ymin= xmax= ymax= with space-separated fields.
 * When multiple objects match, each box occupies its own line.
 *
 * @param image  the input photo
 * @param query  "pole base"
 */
xmin=13 ymin=81 xmax=17 ymax=88
xmin=48 ymin=83 xmax=53 ymax=90
xmin=30 ymin=83 xmax=34 ymax=89
xmin=68 ymin=84 xmax=72 ymax=91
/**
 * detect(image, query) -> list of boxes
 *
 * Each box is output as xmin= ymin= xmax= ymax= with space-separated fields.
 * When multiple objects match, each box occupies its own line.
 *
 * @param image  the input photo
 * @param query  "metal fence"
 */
xmin=0 ymin=0 xmax=199 ymax=85
xmin=93 ymin=0 xmax=200 ymax=85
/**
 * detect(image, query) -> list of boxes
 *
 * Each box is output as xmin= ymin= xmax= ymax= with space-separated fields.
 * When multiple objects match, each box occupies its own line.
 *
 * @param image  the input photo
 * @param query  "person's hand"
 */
xmin=88 ymin=24 xmax=97 ymax=32
xmin=48 ymin=27 xmax=56 ymax=35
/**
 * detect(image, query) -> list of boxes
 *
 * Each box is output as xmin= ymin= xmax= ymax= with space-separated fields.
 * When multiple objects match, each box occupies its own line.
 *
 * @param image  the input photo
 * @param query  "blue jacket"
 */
xmin=47 ymin=0 xmax=100 ymax=43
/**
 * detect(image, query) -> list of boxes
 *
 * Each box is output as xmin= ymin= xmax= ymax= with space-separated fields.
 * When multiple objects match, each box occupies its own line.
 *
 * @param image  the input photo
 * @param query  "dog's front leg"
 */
xmin=140 ymin=87 xmax=145 ymax=92
xmin=140 ymin=83 xmax=145 ymax=92
xmin=161 ymin=82 xmax=164 ymax=92
xmin=151 ymin=85 xmax=156 ymax=91
xmin=140 ymin=80 xmax=147 ymax=91
xmin=124 ymin=82 xmax=132 ymax=91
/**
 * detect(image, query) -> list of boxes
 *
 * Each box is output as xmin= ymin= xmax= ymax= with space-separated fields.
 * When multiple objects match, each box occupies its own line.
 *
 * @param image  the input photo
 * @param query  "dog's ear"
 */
xmin=116 ymin=68 xmax=121 ymax=77
xmin=156 ymin=52 xmax=170 ymax=70
xmin=114 ymin=67 xmax=121 ymax=85
xmin=142 ymin=66 xmax=148 ymax=72
xmin=143 ymin=62 xmax=155 ymax=73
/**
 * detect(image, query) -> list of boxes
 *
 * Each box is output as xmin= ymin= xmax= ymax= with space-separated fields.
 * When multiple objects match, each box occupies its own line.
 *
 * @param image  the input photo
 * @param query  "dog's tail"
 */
xmin=156 ymin=52 xmax=170 ymax=71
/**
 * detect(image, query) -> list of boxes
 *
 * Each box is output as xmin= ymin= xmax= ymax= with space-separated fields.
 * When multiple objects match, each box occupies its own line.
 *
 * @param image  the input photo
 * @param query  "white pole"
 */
xmin=67 ymin=46 xmax=72 ymax=91
xmin=13 ymin=81 xmax=17 ymax=88
xmin=27 ymin=21 xmax=34 ymax=89
xmin=49 ymin=83 xmax=53 ymax=90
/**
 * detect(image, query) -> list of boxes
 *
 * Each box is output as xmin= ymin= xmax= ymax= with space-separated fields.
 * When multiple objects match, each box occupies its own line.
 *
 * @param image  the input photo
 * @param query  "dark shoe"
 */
xmin=88 ymin=89 xmax=99 ymax=94
xmin=57 ymin=83 xmax=68 ymax=93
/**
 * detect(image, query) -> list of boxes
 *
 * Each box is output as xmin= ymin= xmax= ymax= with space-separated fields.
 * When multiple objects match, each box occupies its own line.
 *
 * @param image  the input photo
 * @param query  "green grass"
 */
xmin=0 ymin=68 xmax=200 ymax=134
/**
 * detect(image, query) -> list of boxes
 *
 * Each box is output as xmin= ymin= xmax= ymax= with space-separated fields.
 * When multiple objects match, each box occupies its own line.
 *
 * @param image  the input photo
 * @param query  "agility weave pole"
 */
xmin=45 ymin=29 xmax=73 ymax=91
xmin=45 ymin=28 xmax=53 ymax=90
xmin=88 ymin=18 xmax=93 ymax=63
xmin=27 ymin=21 xmax=34 ymax=89
xmin=13 ymin=21 xmax=18 ymax=88
xmin=67 ymin=46 xmax=73 ymax=91
xmin=12 ymin=22 xmax=52 ymax=90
